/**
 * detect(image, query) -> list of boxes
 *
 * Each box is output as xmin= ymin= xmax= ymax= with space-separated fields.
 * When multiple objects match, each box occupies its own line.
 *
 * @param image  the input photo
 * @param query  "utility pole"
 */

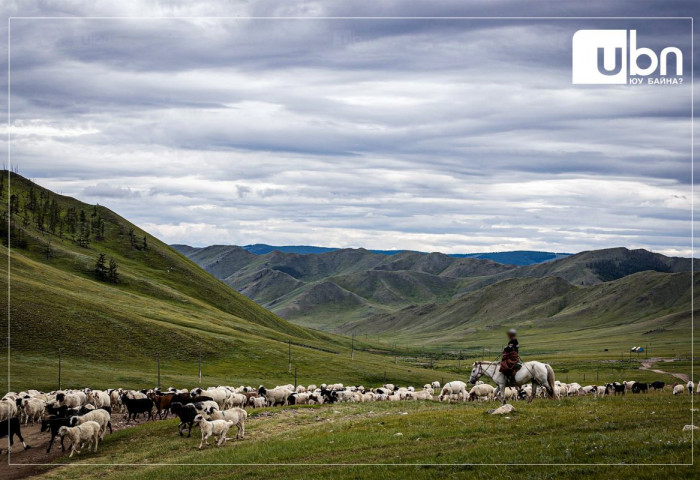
xmin=294 ymin=367 xmax=297 ymax=390
xmin=157 ymin=352 xmax=161 ymax=389
xmin=288 ymin=340 xmax=292 ymax=373
xmin=482 ymin=347 xmax=485 ymax=362
xmin=58 ymin=347 xmax=62 ymax=390
xmin=198 ymin=344 xmax=202 ymax=385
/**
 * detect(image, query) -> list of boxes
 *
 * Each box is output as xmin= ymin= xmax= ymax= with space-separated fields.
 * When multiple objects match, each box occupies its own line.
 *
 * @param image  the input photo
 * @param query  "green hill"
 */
xmin=0 ymin=172 xmax=440 ymax=392
xmin=341 ymin=271 xmax=696 ymax=352
xmin=175 ymin=243 xmax=694 ymax=336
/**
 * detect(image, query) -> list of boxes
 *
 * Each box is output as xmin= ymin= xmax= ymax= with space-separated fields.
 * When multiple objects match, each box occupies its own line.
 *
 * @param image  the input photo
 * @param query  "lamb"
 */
xmin=248 ymin=396 xmax=267 ymax=409
xmin=439 ymin=381 xmax=468 ymax=402
xmin=70 ymin=409 xmax=112 ymax=440
xmin=673 ymin=384 xmax=685 ymax=395
xmin=204 ymin=407 xmax=247 ymax=439
xmin=58 ymin=420 xmax=101 ymax=457
xmin=41 ymin=415 xmax=72 ymax=453
xmin=21 ymin=397 xmax=45 ymax=424
xmin=193 ymin=414 xmax=234 ymax=449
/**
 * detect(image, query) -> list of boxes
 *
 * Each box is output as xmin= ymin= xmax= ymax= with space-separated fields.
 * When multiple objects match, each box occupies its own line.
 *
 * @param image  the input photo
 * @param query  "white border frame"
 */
xmin=5 ymin=15 xmax=695 ymax=468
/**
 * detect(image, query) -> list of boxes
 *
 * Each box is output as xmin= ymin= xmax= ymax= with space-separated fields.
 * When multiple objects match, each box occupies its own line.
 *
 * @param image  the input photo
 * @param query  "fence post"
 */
xmin=157 ymin=352 xmax=161 ymax=389
xmin=198 ymin=345 xmax=202 ymax=385
xmin=294 ymin=367 xmax=297 ymax=390
xmin=58 ymin=347 xmax=62 ymax=390
xmin=458 ymin=350 xmax=462 ymax=370
xmin=288 ymin=340 xmax=292 ymax=373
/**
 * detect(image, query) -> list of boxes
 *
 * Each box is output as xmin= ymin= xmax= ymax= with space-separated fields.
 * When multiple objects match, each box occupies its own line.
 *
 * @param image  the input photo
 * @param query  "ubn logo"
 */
xmin=572 ymin=30 xmax=683 ymax=84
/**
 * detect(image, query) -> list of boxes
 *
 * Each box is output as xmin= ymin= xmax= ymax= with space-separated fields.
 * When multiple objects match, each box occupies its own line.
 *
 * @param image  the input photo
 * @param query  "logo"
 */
xmin=572 ymin=30 xmax=684 ymax=85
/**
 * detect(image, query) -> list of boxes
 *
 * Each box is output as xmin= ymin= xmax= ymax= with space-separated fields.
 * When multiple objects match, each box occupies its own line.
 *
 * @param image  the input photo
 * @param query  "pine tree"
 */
xmin=108 ymin=258 xmax=119 ymax=284
xmin=94 ymin=253 xmax=108 ymax=281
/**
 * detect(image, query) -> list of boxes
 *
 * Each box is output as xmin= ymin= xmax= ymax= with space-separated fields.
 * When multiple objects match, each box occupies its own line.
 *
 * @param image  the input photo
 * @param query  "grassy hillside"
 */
xmin=174 ymin=245 xmax=516 ymax=328
xmin=0 ymin=172 xmax=442 ymax=392
xmin=344 ymin=271 xmax=696 ymax=353
xmin=32 ymin=395 xmax=698 ymax=479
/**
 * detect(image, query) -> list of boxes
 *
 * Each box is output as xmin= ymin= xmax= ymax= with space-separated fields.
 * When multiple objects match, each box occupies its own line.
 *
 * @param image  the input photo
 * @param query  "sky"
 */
xmin=1 ymin=1 xmax=697 ymax=256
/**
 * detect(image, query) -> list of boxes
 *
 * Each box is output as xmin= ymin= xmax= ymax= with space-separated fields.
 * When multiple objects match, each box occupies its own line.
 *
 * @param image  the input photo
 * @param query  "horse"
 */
xmin=469 ymin=361 xmax=556 ymax=404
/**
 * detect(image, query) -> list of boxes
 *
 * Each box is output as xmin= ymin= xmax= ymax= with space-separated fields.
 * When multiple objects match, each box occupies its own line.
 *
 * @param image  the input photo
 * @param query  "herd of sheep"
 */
xmin=0 ymin=377 xmax=695 ymax=458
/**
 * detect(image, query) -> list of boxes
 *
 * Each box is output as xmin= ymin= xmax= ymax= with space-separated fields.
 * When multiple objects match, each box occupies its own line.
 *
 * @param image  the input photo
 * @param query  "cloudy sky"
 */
xmin=1 ymin=1 xmax=697 ymax=255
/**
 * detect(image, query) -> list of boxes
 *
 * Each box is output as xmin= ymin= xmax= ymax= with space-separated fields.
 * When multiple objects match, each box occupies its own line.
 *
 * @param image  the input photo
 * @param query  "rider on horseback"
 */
xmin=499 ymin=328 xmax=521 ymax=385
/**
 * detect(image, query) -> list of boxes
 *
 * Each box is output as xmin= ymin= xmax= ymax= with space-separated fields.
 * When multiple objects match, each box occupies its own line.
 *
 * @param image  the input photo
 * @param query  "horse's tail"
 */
xmin=545 ymin=364 xmax=556 ymax=398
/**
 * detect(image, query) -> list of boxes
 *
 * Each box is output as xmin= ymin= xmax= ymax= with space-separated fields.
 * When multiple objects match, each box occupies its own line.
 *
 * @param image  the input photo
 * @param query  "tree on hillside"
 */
xmin=108 ymin=258 xmax=119 ymax=284
xmin=142 ymin=236 xmax=148 ymax=250
xmin=95 ymin=253 xmax=108 ymax=281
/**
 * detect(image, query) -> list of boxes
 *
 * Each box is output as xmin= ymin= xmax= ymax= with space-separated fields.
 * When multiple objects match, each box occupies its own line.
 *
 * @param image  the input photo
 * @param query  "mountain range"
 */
xmin=173 ymin=244 xmax=696 ymax=349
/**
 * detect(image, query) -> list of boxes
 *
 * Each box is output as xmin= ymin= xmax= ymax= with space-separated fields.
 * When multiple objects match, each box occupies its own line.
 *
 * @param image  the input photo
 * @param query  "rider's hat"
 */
xmin=508 ymin=328 xmax=517 ymax=335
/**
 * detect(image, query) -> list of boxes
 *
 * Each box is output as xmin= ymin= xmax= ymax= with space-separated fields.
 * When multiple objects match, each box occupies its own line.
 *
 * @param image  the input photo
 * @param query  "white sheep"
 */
xmin=593 ymin=386 xmax=607 ymax=398
xmin=58 ymin=420 xmax=101 ymax=457
xmin=71 ymin=409 xmax=111 ymax=440
xmin=205 ymin=407 xmax=247 ymax=439
xmin=673 ymin=384 xmax=685 ymax=395
xmin=469 ymin=384 xmax=495 ymax=402
xmin=228 ymin=393 xmax=247 ymax=408
xmin=194 ymin=400 xmax=220 ymax=413
xmin=439 ymin=381 xmax=468 ymax=402
xmin=193 ymin=414 xmax=234 ymax=449
xmin=249 ymin=397 xmax=267 ymax=409
xmin=21 ymin=397 xmax=45 ymax=424
xmin=567 ymin=383 xmax=583 ymax=397
xmin=87 ymin=390 xmax=111 ymax=409
xmin=431 ymin=381 xmax=440 ymax=389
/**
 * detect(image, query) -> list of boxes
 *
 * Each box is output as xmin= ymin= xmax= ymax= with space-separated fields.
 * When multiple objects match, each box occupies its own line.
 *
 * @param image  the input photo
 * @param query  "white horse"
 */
xmin=469 ymin=361 xmax=555 ymax=404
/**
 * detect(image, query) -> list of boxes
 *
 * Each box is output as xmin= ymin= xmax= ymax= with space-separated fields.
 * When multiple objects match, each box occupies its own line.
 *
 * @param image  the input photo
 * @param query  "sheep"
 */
xmin=567 ymin=383 xmax=583 ymax=397
xmin=411 ymin=389 xmax=433 ymax=401
xmin=439 ymin=381 xmax=468 ymax=402
xmin=87 ymin=390 xmax=111 ymax=409
xmin=687 ymin=381 xmax=695 ymax=395
xmin=0 ymin=397 xmax=18 ymax=421
xmin=193 ymin=400 xmax=219 ymax=413
xmin=502 ymin=387 xmax=519 ymax=401
xmin=307 ymin=384 xmax=317 ymax=392
xmin=469 ymin=384 xmax=495 ymax=402
xmin=41 ymin=415 xmax=72 ymax=453
xmin=593 ymin=386 xmax=607 ymax=398
xmin=58 ymin=420 xmax=101 ymax=457
xmin=171 ymin=402 xmax=198 ymax=437
xmin=228 ymin=393 xmax=247 ymax=408
xmin=55 ymin=392 xmax=81 ymax=409
xmin=248 ymin=396 xmax=267 ymax=409
xmin=120 ymin=395 xmax=154 ymax=423
xmin=580 ymin=386 xmax=595 ymax=396
xmin=431 ymin=381 xmax=440 ymax=390
xmin=109 ymin=389 xmax=123 ymax=412
xmin=258 ymin=386 xmax=292 ymax=407
xmin=673 ymin=384 xmax=685 ymax=395
xmin=70 ymin=409 xmax=112 ymax=440
xmin=288 ymin=392 xmax=312 ymax=405
xmin=204 ymin=407 xmax=247 ymax=439
xmin=0 ymin=416 xmax=28 ymax=454
xmin=193 ymin=414 xmax=234 ymax=449
xmin=21 ymin=397 xmax=45 ymax=424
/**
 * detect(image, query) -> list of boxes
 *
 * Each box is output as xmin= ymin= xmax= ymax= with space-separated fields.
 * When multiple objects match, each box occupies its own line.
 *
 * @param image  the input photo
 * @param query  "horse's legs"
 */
xmin=496 ymin=383 xmax=505 ymax=405
xmin=528 ymin=380 xmax=536 ymax=403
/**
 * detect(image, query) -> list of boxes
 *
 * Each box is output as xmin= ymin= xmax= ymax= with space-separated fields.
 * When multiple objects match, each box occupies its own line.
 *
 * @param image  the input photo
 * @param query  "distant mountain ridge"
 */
xmin=172 ymin=244 xmax=695 ymax=336
xmin=235 ymin=244 xmax=571 ymax=266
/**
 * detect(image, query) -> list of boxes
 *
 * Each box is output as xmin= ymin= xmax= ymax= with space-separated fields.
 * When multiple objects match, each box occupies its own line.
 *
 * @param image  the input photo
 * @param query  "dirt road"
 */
xmin=1 ymin=411 xmax=165 ymax=480
xmin=639 ymin=357 xmax=690 ymax=383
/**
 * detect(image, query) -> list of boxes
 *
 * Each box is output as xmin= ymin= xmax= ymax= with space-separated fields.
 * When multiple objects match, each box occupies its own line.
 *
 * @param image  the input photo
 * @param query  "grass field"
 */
xmin=21 ymin=393 xmax=697 ymax=480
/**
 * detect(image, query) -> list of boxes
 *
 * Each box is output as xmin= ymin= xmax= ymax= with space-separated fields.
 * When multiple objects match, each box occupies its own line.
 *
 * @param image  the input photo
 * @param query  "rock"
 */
xmin=682 ymin=425 xmax=698 ymax=431
xmin=489 ymin=404 xmax=515 ymax=415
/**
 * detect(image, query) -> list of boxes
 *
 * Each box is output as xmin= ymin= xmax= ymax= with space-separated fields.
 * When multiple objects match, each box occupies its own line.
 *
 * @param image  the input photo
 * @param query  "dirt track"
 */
xmin=1 ymin=411 xmax=164 ymax=480
xmin=639 ymin=357 xmax=690 ymax=383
